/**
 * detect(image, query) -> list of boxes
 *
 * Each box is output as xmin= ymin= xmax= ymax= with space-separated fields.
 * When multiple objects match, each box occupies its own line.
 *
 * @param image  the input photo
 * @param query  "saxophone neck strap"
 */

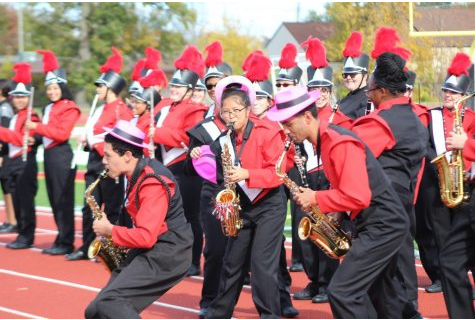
xmin=231 ymin=120 xmax=254 ymax=166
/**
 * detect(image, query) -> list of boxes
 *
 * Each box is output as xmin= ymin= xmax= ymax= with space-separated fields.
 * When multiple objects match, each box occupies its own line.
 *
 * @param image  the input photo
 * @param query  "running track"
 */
xmin=0 ymin=206 xmax=450 ymax=319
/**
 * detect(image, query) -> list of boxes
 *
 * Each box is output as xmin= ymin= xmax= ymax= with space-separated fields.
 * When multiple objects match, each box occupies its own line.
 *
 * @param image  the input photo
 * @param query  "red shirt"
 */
xmin=153 ymin=98 xmax=207 ymax=166
xmin=93 ymin=98 xmax=133 ymax=156
xmin=464 ymin=137 xmax=475 ymax=162
xmin=411 ymin=102 xmax=430 ymax=128
xmin=314 ymin=127 xmax=371 ymax=219
xmin=318 ymin=105 xmax=353 ymax=130
xmin=134 ymin=111 xmax=152 ymax=157
xmin=0 ymin=108 xmax=40 ymax=158
xmin=35 ymin=99 xmax=81 ymax=149
xmin=112 ymin=165 xmax=175 ymax=248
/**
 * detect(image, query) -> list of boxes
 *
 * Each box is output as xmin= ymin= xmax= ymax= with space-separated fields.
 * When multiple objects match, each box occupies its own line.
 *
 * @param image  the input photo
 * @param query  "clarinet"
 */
xmin=22 ymin=87 xmax=35 ymax=162
xmin=294 ymin=141 xmax=309 ymax=188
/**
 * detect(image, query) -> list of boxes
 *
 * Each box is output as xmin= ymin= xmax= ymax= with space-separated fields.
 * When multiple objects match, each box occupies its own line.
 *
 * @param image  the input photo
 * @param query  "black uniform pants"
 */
xmin=439 ymin=185 xmax=475 ymax=319
xmin=327 ymin=188 xmax=409 ymax=319
xmin=85 ymin=224 xmax=193 ymax=319
xmin=206 ymin=189 xmax=286 ymax=319
xmin=80 ymin=151 xmax=124 ymax=253
xmin=44 ymin=144 xmax=76 ymax=249
xmin=8 ymin=154 xmax=38 ymax=245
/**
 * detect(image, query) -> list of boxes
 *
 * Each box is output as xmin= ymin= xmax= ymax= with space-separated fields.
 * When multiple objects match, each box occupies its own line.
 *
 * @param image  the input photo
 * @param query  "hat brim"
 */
xmin=266 ymin=90 xmax=320 ymax=122
xmin=103 ymin=126 xmax=149 ymax=148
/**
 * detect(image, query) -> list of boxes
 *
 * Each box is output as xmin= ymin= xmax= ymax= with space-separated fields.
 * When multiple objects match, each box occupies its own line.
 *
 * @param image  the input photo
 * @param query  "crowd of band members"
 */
xmin=0 ymin=26 xmax=474 ymax=319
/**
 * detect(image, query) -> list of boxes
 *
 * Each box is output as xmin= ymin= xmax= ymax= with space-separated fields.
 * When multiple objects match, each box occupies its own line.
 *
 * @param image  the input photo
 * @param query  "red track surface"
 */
xmin=0 ymin=207 xmax=450 ymax=319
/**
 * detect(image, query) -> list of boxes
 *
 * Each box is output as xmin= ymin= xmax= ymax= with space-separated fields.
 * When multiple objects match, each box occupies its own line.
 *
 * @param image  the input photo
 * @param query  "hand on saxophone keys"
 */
xmin=225 ymin=166 xmax=249 ymax=183
xmin=294 ymin=186 xmax=317 ymax=212
xmin=93 ymin=216 xmax=114 ymax=237
xmin=446 ymin=130 xmax=468 ymax=150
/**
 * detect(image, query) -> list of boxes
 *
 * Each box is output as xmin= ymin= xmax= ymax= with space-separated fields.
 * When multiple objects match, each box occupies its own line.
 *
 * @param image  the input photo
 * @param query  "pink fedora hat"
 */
xmin=267 ymin=86 xmax=320 ymax=122
xmin=214 ymin=75 xmax=256 ymax=108
xmin=192 ymin=145 xmax=217 ymax=184
xmin=103 ymin=120 xmax=149 ymax=148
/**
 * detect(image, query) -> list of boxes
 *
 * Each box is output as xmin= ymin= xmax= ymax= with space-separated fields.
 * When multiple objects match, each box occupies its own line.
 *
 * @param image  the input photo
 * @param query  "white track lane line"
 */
xmin=0 ymin=268 xmax=199 ymax=315
xmin=0 ymin=306 xmax=46 ymax=319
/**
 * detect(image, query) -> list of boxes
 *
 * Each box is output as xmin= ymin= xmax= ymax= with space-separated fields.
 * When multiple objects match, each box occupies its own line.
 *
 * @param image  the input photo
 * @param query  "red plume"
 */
xmin=139 ymin=69 xmax=168 ymax=89
xmin=371 ymin=27 xmax=402 ymax=59
xmin=144 ymin=47 xmax=161 ymax=69
xmin=174 ymin=45 xmax=205 ymax=77
xmin=99 ymin=46 xmax=123 ymax=74
xmin=390 ymin=46 xmax=412 ymax=62
xmin=205 ymin=41 xmax=223 ymax=67
xmin=447 ymin=52 xmax=471 ymax=76
xmin=36 ymin=50 xmax=60 ymax=73
xmin=245 ymin=52 xmax=271 ymax=82
xmin=12 ymin=63 xmax=32 ymax=84
xmin=301 ymin=36 xmax=328 ymax=68
xmin=131 ymin=59 xmax=146 ymax=81
xmin=242 ymin=50 xmax=264 ymax=72
xmin=342 ymin=31 xmax=363 ymax=58
xmin=278 ymin=43 xmax=298 ymax=69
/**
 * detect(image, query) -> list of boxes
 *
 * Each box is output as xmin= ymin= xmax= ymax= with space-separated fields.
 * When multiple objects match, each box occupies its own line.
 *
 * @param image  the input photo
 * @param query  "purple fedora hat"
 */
xmin=214 ymin=75 xmax=256 ymax=108
xmin=267 ymin=86 xmax=320 ymax=122
xmin=103 ymin=120 xmax=149 ymax=148
xmin=192 ymin=145 xmax=217 ymax=184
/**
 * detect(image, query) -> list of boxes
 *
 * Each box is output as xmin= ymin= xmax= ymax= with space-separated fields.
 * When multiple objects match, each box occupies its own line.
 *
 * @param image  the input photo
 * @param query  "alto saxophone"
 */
xmin=276 ymin=137 xmax=351 ymax=259
xmin=213 ymin=124 xmax=243 ymax=237
xmin=86 ymin=170 xmax=127 ymax=271
xmin=431 ymin=93 xmax=474 ymax=208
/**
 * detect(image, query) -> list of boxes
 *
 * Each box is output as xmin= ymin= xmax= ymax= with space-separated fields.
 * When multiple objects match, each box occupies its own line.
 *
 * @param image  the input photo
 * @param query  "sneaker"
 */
xmin=425 ymin=280 xmax=442 ymax=293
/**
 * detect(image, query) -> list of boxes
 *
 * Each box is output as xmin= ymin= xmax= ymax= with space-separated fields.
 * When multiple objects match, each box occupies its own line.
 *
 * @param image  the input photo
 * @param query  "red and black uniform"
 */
xmin=316 ymin=125 xmax=409 ymax=319
xmin=186 ymin=114 xmax=228 ymax=311
xmin=131 ymin=111 xmax=151 ymax=157
xmin=85 ymin=158 xmax=193 ymax=318
xmin=35 ymin=99 xmax=80 ymax=251
xmin=352 ymin=96 xmax=428 ymax=317
xmin=0 ymin=108 xmax=40 ymax=246
xmin=153 ymin=97 xmax=207 ymax=270
xmin=79 ymin=98 xmax=133 ymax=255
xmin=0 ymin=100 xmax=14 ymax=195
xmin=427 ymin=104 xmax=475 ymax=319
xmin=206 ymin=119 xmax=289 ymax=318
xmin=338 ymin=85 xmax=369 ymax=120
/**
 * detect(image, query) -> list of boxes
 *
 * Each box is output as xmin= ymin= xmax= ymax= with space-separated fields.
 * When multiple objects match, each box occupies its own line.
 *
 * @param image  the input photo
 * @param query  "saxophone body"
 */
xmin=213 ymin=125 xmax=243 ymax=237
xmin=276 ymin=138 xmax=351 ymax=259
xmin=431 ymin=94 xmax=474 ymax=208
xmin=86 ymin=170 xmax=127 ymax=271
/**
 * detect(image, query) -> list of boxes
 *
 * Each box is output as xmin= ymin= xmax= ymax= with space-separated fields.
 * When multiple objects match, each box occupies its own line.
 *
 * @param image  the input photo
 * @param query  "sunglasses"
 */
xmin=206 ymin=84 xmax=217 ymax=90
xmin=275 ymin=83 xmax=293 ymax=88
xmin=342 ymin=73 xmax=359 ymax=79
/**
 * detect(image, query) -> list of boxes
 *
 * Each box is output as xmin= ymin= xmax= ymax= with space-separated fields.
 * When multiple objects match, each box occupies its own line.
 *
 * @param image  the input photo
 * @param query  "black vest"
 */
xmin=338 ymin=86 xmax=368 ymax=120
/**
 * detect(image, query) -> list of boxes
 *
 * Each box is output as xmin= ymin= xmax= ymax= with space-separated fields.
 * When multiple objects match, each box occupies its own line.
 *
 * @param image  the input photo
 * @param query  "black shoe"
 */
xmin=49 ymin=246 xmax=73 ymax=255
xmin=66 ymin=250 xmax=88 ymax=261
xmin=6 ymin=241 xmax=31 ymax=250
xmin=243 ymin=272 xmax=251 ymax=285
xmin=42 ymin=246 xmax=58 ymax=254
xmin=312 ymin=293 xmax=329 ymax=303
xmin=293 ymin=283 xmax=319 ymax=300
xmin=289 ymin=262 xmax=304 ymax=272
xmin=186 ymin=264 xmax=200 ymax=277
xmin=198 ymin=308 xmax=207 ymax=319
xmin=425 ymin=280 xmax=442 ymax=293
xmin=0 ymin=223 xmax=18 ymax=233
xmin=281 ymin=305 xmax=299 ymax=318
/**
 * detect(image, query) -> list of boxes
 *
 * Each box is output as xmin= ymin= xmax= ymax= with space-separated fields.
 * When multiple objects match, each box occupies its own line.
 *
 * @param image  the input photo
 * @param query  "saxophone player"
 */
xmin=268 ymin=86 xmax=409 ymax=319
xmin=85 ymin=120 xmax=193 ymax=318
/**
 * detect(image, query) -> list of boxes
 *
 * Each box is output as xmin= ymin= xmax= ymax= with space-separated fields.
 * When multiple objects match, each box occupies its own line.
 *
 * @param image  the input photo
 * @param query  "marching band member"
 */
xmin=24 ymin=50 xmax=81 ymax=255
xmin=268 ymin=86 xmax=409 ymax=319
xmin=203 ymin=41 xmax=232 ymax=118
xmin=67 ymin=47 xmax=133 ymax=261
xmin=338 ymin=31 xmax=371 ymax=119
xmin=0 ymin=63 xmax=40 ymax=250
xmin=428 ymin=53 xmax=474 ymax=319
xmin=85 ymin=120 xmax=193 ymax=319
xmin=193 ymin=78 xmax=208 ymax=104
xmin=151 ymin=45 xmax=208 ymax=277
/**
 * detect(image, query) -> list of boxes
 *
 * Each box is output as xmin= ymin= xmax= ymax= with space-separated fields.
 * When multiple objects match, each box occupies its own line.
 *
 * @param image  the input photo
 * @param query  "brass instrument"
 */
xmin=86 ymin=170 xmax=127 ymax=271
xmin=276 ymin=137 xmax=351 ymax=259
xmin=431 ymin=93 xmax=474 ymax=208
xmin=22 ymin=87 xmax=35 ymax=162
xmin=213 ymin=124 xmax=243 ymax=237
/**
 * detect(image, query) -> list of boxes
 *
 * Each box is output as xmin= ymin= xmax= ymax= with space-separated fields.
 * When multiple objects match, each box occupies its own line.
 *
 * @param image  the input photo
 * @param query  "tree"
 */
xmin=304 ymin=10 xmax=329 ymax=23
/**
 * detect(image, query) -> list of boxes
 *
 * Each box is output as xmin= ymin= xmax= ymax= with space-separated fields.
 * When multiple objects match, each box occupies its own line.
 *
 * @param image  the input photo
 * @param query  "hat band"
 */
xmin=276 ymin=93 xmax=309 ymax=110
xmin=111 ymin=127 xmax=144 ymax=145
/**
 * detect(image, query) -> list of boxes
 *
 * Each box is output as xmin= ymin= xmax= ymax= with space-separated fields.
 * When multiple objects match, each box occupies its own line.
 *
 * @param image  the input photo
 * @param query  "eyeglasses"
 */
xmin=309 ymin=87 xmax=331 ymax=94
xmin=364 ymin=87 xmax=380 ymax=96
xmin=206 ymin=84 xmax=217 ymax=90
xmin=220 ymin=106 xmax=247 ymax=117
xmin=276 ymin=83 xmax=293 ymax=88
xmin=342 ymin=73 xmax=358 ymax=79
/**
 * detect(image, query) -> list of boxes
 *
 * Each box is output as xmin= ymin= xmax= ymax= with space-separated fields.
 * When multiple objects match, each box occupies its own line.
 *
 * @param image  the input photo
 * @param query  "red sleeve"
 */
xmin=0 ymin=112 xmax=39 ymax=145
xmin=314 ymin=140 xmax=371 ymax=213
xmin=413 ymin=158 xmax=426 ymax=204
xmin=462 ymin=108 xmax=475 ymax=166
xmin=463 ymin=138 xmax=475 ymax=162
xmin=352 ymin=116 xmax=396 ymax=158
xmin=112 ymin=178 xmax=175 ymax=248
xmin=35 ymin=103 xmax=80 ymax=142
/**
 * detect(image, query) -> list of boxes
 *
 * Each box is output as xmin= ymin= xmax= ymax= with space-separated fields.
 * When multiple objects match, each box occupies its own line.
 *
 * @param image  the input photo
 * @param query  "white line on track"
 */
xmin=0 ymin=306 xmax=46 ymax=319
xmin=0 ymin=268 xmax=199 ymax=315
